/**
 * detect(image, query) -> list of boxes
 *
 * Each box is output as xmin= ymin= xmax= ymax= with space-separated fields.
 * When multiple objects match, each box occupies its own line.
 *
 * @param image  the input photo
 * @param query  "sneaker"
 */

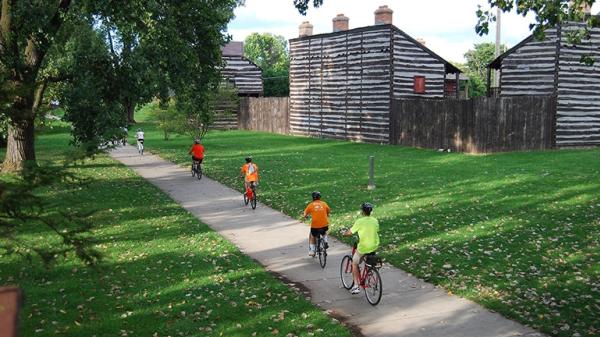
xmin=308 ymin=251 xmax=315 ymax=257
xmin=350 ymin=286 xmax=361 ymax=294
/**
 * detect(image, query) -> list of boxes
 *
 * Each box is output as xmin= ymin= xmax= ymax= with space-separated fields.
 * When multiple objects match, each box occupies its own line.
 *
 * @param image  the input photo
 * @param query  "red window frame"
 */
xmin=414 ymin=76 xmax=426 ymax=94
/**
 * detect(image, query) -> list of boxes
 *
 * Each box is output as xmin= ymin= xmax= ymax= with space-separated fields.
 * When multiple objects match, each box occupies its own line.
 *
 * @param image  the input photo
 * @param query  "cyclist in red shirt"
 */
xmin=188 ymin=139 xmax=205 ymax=164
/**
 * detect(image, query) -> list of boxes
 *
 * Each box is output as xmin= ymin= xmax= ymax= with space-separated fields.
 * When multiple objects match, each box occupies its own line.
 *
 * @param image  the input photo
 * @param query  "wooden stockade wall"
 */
xmin=390 ymin=96 xmax=557 ymax=153
xmin=238 ymin=97 xmax=289 ymax=134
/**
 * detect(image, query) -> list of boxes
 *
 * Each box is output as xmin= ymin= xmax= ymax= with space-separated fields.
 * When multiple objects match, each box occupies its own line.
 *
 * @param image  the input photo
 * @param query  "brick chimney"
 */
xmin=374 ymin=5 xmax=393 ymax=25
xmin=333 ymin=14 xmax=349 ymax=32
xmin=299 ymin=21 xmax=313 ymax=37
xmin=416 ymin=38 xmax=426 ymax=46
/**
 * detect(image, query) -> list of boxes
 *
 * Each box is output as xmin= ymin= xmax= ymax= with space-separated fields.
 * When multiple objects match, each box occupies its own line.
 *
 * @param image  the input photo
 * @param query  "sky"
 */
xmin=227 ymin=0 xmax=599 ymax=63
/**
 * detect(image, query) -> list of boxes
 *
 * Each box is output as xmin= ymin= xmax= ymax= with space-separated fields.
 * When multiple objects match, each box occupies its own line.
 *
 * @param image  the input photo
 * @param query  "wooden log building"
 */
xmin=214 ymin=42 xmax=263 ymax=129
xmin=488 ymin=8 xmax=600 ymax=147
xmin=289 ymin=6 xmax=462 ymax=143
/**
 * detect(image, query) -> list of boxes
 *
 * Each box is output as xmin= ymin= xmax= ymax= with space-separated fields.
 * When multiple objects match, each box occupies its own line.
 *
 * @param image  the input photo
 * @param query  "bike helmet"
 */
xmin=194 ymin=138 xmax=200 ymax=144
xmin=245 ymin=156 xmax=252 ymax=163
xmin=137 ymin=128 xmax=142 ymax=132
xmin=361 ymin=202 xmax=374 ymax=215
xmin=311 ymin=191 xmax=321 ymax=200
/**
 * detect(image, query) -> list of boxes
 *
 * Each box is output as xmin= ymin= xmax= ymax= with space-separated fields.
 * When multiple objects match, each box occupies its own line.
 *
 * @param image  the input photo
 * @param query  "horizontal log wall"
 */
xmin=392 ymin=31 xmax=446 ymax=98
xmin=390 ymin=96 xmax=556 ymax=153
xmin=556 ymin=24 xmax=600 ymax=146
xmin=212 ymin=99 xmax=239 ymax=130
xmin=238 ymin=97 xmax=289 ymax=134
xmin=500 ymin=29 xmax=558 ymax=96
xmin=289 ymin=26 xmax=392 ymax=143
xmin=222 ymin=56 xmax=263 ymax=95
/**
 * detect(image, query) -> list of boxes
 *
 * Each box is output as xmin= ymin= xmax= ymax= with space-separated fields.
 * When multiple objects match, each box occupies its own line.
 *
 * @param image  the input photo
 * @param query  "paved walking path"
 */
xmin=110 ymin=146 xmax=544 ymax=337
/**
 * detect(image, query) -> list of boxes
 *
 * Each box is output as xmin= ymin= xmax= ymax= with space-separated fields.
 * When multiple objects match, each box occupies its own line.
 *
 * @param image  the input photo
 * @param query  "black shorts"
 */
xmin=137 ymin=139 xmax=144 ymax=144
xmin=192 ymin=156 xmax=203 ymax=164
xmin=310 ymin=226 xmax=328 ymax=238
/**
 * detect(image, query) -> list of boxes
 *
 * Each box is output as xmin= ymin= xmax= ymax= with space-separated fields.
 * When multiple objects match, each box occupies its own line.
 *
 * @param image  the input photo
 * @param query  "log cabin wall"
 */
xmin=222 ymin=56 xmax=263 ymax=96
xmin=392 ymin=29 xmax=446 ymax=98
xmin=556 ymin=24 xmax=600 ymax=146
xmin=499 ymin=29 xmax=559 ymax=96
xmin=289 ymin=25 xmax=392 ymax=143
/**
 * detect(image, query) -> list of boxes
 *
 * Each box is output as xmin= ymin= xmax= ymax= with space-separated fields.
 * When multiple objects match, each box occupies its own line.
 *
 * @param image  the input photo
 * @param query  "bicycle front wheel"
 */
xmin=364 ymin=267 xmax=382 ymax=305
xmin=340 ymin=255 xmax=354 ymax=289
xmin=318 ymin=238 xmax=327 ymax=268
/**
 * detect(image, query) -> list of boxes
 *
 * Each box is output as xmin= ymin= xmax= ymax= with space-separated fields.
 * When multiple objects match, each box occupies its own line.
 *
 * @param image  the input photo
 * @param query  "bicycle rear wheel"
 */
xmin=318 ymin=237 xmax=327 ymax=268
xmin=364 ymin=267 xmax=382 ymax=305
xmin=340 ymin=255 xmax=354 ymax=289
xmin=191 ymin=163 xmax=196 ymax=177
xmin=250 ymin=185 xmax=257 ymax=209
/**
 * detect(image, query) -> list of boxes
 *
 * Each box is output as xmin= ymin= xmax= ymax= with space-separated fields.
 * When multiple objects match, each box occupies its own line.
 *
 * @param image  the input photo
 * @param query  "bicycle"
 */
xmin=191 ymin=159 xmax=202 ymax=180
xmin=312 ymin=228 xmax=328 ymax=268
xmin=137 ymin=139 xmax=144 ymax=155
xmin=340 ymin=239 xmax=383 ymax=305
xmin=243 ymin=181 xmax=257 ymax=209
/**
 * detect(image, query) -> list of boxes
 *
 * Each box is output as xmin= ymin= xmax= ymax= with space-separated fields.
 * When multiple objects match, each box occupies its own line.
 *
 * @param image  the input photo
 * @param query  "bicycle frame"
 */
xmin=344 ymin=243 xmax=376 ymax=288
xmin=245 ymin=181 xmax=256 ymax=198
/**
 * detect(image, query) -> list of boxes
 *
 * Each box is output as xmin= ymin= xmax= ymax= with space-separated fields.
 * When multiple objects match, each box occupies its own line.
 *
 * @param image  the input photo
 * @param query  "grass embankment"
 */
xmin=0 ymin=125 xmax=351 ymax=337
xmin=136 ymin=108 xmax=599 ymax=337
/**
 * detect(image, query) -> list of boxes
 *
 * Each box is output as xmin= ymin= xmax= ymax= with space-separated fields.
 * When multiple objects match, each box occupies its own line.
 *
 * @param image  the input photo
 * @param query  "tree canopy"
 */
xmin=461 ymin=42 xmax=507 ymax=97
xmin=0 ymin=0 xmax=241 ymax=171
xmin=244 ymin=33 xmax=289 ymax=97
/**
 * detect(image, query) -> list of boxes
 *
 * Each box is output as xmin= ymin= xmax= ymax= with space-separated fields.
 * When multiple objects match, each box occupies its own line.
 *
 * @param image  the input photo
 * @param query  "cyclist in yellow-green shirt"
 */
xmin=342 ymin=202 xmax=380 ymax=294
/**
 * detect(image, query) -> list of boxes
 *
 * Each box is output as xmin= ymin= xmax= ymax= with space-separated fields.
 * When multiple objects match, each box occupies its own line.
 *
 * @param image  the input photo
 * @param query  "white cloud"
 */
xmin=228 ymin=0 xmax=599 ymax=62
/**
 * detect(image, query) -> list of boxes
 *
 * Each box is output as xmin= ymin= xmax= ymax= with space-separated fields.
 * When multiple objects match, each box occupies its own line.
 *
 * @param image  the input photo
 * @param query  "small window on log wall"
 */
xmin=414 ymin=76 xmax=426 ymax=94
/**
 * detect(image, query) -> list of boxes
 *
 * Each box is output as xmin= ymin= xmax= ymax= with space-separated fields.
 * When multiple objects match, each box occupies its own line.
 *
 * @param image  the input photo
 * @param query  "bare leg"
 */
xmin=352 ymin=262 xmax=361 ymax=285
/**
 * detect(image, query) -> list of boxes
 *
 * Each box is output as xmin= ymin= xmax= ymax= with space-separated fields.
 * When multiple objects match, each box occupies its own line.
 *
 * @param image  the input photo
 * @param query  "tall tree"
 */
xmin=0 ymin=0 xmax=240 ymax=172
xmin=244 ymin=33 xmax=289 ymax=96
xmin=462 ymin=42 xmax=506 ymax=97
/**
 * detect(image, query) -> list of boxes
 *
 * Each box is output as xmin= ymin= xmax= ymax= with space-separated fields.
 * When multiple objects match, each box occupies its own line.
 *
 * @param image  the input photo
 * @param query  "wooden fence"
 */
xmin=238 ymin=97 xmax=289 ymax=134
xmin=390 ymin=96 xmax=557 ymax=153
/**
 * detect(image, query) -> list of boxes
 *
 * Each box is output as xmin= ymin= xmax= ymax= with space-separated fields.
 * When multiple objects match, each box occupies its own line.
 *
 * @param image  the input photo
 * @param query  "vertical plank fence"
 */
xmin=238 ymin=97 xmax=289 ymax=135
xmin=390 ymin=96 xmax=556 ymax=153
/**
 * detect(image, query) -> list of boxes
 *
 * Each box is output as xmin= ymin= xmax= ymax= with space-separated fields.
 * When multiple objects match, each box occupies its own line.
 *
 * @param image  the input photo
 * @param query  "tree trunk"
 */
xmin=126 ymin=101 xmax=136 ymax=124
xmin=2 ymin=117 xmax=36 ymax=172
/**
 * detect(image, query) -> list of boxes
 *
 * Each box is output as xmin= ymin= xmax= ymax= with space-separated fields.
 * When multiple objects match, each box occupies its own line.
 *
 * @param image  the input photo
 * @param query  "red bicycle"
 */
xmin=243 ymin=181 xmax=257 ymax=209
xmin=340 ymin=240 xmax=383 ymax=305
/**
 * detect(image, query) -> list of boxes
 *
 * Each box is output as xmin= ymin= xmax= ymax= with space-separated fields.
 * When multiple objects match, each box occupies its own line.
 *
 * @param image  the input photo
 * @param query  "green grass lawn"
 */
xmin=0 ymin=125 xmax=351 ymax=337
xmin=135 ymin=108 xmax=600 ymax=337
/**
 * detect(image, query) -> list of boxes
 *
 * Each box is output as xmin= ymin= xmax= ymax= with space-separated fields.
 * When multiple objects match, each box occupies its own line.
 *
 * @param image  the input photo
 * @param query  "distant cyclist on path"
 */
xmin=303 ymin=191 xmax=331 ymax=257
xmin=136 ymin=128 xmax=145 ymax=154
xmin=240 ymin=156 xmax=259 ymax=191
xmin=188 ymin=138 xmax=205 ymax=164
xmin=342 ymin=202 xmax=380 ymax=294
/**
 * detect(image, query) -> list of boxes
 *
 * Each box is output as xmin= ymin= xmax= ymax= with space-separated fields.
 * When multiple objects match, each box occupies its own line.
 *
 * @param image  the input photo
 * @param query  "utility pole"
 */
xmin=494 ymin=7 xmax=502 ymax=88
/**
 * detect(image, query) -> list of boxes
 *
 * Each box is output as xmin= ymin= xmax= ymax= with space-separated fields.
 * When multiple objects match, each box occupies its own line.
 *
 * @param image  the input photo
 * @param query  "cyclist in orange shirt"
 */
xmin=188 ymin=138 xmax=205 ymax=164
xmin=240 ymin=156 xmax=259 ymax=191
xmin=303 ymin=191 xmax=331 ymax=257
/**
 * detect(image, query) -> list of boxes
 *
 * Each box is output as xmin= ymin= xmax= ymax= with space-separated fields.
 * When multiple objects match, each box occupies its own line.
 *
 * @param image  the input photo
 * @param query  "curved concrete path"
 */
xmin=110 ymin=145 xmax=544 ymax=337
